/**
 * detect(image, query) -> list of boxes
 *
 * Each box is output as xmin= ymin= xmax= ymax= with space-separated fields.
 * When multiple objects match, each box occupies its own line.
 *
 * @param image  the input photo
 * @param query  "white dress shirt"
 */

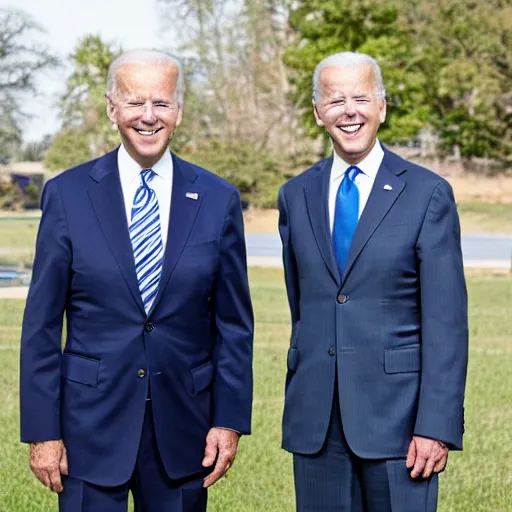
xmin=328 ymin=140 xmax=384 ymax=233
xmin=118 ymin=144 xmax=173 ymax=249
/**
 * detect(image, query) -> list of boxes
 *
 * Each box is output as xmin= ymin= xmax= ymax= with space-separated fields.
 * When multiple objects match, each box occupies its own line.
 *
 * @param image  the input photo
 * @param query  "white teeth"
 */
xmin=340 ymin=124 xmax=362 ymax=133
xmin=136 ymin=129 xmax=157 ymax=135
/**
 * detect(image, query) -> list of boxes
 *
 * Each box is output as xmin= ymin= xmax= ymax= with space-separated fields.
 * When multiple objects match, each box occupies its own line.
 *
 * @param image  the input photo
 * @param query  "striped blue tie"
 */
xmin=333 ymin=165 xmax=361 ymax=277
xmin=130 ymin=169 xmax=164 ymax=313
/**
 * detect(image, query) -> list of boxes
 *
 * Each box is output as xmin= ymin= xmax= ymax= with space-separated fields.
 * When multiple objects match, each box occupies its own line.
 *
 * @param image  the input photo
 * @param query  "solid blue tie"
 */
xmin=333 ymin=166 xmax=361 ymax=277
xmin=129 ymin=169 xmax=164 ymax=313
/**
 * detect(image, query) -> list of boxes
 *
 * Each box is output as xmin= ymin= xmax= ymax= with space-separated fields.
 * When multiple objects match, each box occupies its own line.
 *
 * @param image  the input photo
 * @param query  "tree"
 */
xmin=44 ymin=129 xmax=96 ymax=172
xmin=45 ymin=35 xmax=121 ymax=171
xmin=0 ymin=8 xmax=58 ymax=162
xmin=157 ymin=0 xmax=312 ymax=162
xmin=405 ymin=0 xmax=512 ymax=165
xmin=285 ymin=0 xmax=512 ymax=165
xmin=19 ymin=134 xmax=53 ymax=161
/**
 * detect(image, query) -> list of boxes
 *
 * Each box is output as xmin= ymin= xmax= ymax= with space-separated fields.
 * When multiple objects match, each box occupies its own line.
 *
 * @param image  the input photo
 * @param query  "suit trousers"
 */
xmin=58 ymin=404 xmax=209 ymax=512
xmin=293 ymin=394 xmax=438 ymax=512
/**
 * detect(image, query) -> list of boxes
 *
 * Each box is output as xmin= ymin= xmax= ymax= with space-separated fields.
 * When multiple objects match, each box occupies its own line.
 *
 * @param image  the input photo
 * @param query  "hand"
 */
xmin=29 ymin=440 xmax=68 ymax=493
xmin=406 ymin=436 xmax=448 ymax=479
xmin=202 ymin=428 xmax=240 ymax=488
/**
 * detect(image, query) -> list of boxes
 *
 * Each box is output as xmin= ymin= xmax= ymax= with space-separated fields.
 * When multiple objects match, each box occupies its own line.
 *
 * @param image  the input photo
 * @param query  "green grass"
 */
xmin=0 ymin=218 xmax=39 ymax=267
xmin=0 ymin=269 xmax=511 ymax=511
xmin=457 ymin=201 xmax=512 ymax=233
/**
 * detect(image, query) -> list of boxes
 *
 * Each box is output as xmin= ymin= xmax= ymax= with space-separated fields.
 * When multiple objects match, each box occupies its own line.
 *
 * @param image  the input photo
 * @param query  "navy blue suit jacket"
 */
xmin=278 ymin=146 xmax=468 ymax=459
xmin=20 ymin=148 xmax=253 ymax=486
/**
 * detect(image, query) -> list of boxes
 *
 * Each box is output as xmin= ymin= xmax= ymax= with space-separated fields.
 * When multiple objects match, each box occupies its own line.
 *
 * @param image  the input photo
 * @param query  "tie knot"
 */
xmin=345 ymin=166 xmax=361 ymax=182
xmin=140 ymin=169 xmax=155 ymax=186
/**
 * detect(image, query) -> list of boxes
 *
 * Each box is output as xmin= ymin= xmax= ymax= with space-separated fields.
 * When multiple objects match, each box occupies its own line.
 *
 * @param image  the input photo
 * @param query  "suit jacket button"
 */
xmin=137 ymin=368 xmax=146 ymax=378
xmin=144 ymin=323 xmax=154 ymax=332
xmin=328 ymin=346 xmax=335 ymax=356
xmin=337 ymin=294 xmax=347 ymax=304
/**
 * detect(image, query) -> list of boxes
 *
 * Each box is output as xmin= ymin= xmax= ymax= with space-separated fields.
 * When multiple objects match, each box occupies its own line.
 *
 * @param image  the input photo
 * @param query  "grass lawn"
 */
xmin=457 ymin=202 xmax=512 ymax=234
xmin=0 ymin=218 xmax=39 ymax=267
xmin=0 ymin=268 xmax=511 ymax=511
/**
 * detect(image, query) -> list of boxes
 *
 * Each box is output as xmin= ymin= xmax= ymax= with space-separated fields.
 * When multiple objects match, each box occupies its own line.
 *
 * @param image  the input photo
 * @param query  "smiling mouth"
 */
xmin=339 ymin=124 xmax=363 ymax=134
xmin=134 ymin=128 xmax=162 ymax=136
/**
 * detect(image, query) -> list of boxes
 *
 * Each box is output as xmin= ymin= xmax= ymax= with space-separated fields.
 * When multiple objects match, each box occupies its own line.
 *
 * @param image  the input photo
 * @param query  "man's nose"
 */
xmin=343 ymin=99 xmax=356 ymax=116
xmin=142 ymin=104 xmax=157 ymax=123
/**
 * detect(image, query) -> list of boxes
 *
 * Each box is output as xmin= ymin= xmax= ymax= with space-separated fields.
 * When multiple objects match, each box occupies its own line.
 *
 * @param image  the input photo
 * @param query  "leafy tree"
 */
xmin=44 ymin=129 xmax=95 ymax=172
xmin=182 ymin=139 xmax=288 ymax=207
xmin=45 ymin=35 xmax=121 ymax=171
xmin=285 ymin=0 xmax=512 ymax=165
xmin=406 ymin=0 xmax=512 ymax=165
xmin=158 ymin=0 xmax=312 ymax=161
xmin=0 ymin=8 xmax=57 ymax=162
xmin=19 ymin=134 xmax=53 ymax=161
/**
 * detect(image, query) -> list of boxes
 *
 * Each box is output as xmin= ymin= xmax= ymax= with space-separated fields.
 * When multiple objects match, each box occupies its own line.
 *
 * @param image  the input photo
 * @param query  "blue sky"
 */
xmin=3 ymin=0 xmax=176 ymax=141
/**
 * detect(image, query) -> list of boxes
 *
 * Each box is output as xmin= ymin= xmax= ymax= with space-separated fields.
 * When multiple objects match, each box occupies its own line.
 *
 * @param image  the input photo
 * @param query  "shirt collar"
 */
xmin=118 ymin=144 xmax=173 ymax=183
xmin=331 ymin=139 xmax=384 ymax=183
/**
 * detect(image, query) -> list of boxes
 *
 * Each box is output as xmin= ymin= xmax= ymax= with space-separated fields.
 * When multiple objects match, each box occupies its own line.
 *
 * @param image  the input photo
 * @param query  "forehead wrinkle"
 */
xmin=114 ymin=62 xmax=178 ymax=100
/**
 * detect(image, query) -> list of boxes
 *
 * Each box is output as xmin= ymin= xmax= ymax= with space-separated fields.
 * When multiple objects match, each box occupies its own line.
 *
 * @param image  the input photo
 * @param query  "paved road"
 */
xmin=246 ymin=233 xmax=512 ymax=269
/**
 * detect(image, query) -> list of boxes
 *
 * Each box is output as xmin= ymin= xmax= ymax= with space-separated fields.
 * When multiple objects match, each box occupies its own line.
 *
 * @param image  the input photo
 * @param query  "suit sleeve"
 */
xmin=211 ymin=189 xmax=254 ymax=434
xmin=278 ymin=186 xmax=300 ymax=343
xmin=20 ymin=179 xmax=71 ymax=443
xmin=414 ymin=180 xmax=468 ymax=450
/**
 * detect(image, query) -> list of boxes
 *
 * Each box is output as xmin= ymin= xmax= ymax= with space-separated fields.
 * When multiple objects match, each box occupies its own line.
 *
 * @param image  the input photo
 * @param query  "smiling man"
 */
xmin=278 ymin=52 xmax=468 ymax=511
xmin=20 ymin=50 xmax=253 ymax=512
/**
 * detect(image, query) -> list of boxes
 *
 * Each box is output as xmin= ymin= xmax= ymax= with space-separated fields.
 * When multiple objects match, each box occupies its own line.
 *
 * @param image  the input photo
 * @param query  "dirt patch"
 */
xmin=448 ymin=175 xmax=512 ymax=204
xmin=244 ymin=209 xmax=279 ymax=233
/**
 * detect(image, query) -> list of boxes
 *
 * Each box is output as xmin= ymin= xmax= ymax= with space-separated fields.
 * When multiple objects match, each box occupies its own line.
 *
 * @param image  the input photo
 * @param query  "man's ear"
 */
xmin=175 ymin=106 xmax=183 ymax=128
xmin=313 ymin=100 xmax=324 ymax=127
xmin=379 ymin=99 xmax=387 ymax=124
xmin=105 ymin=95 xmax=117 ymax=125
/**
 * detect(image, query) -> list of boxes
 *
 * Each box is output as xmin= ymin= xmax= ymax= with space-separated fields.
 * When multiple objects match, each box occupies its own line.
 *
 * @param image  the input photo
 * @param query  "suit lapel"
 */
xmin=343 ymin=151 xmax=406 ymax=283
xmin=149 ymin=153 xmax=204 ymax=314
xmin=303 ymin=158 xmax=341 ymax=286
xmin=87 ymin=149 xmax=145 ymax=314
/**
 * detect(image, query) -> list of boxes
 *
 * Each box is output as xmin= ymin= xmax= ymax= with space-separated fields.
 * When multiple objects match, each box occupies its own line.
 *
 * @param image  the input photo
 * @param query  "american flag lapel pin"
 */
xmin=383 ymin=184 xmax=393 ymax=191
xmin=186 ymin=192 xmax=199 ymax=200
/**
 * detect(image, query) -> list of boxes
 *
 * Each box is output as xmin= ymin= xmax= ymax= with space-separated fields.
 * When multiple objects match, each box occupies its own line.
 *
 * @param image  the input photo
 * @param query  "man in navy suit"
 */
xmin=20 ymin=49 xmax=253 ymax=511
xmin=278 ymin=52 xmax=468 ymax=511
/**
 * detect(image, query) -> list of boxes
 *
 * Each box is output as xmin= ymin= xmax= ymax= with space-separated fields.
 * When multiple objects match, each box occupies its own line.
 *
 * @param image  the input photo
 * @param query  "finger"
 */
xmin=30 ymin=464 xmax=49 ymax=488
xmin=48 ymin=467 xmax=63 ymax=494
xmin=203 ymin=457 xmax=230 ymax=488
xmin=35 ymin=469 xmax=51 ymax=489
xmin=410 ymin=454 xmax=427 ymax=479
xmin=202 ymin=440 xmax=218 ymax=468
xmin=60 ymin=447 xmax=69 ymax=476
xmin=434 ymin=454 xmax=448 ymax=474
xmin=422 ymin=455 xmax=437 ymax=479
xmin=405 ymin=440 xmax=416 ymax=469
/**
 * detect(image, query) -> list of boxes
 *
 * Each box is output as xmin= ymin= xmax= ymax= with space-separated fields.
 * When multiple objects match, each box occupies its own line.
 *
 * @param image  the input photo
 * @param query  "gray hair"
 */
xmin=106 ymin=49 xmax=185 ymax=105
xmin=312 ymin=52 xmax=386 ymax=102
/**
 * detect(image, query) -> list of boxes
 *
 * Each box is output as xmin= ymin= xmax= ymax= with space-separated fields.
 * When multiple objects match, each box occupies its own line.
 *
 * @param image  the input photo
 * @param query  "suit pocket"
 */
xmin=62 ymin=352 xmax=100 ymax=387
xmin=287 ymin=347 xmax=299 ymax=372
xmin=191 ymin=361 xmax=214 ymax=394
xmin=384 ymin=344 xmax=421 ymax=374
